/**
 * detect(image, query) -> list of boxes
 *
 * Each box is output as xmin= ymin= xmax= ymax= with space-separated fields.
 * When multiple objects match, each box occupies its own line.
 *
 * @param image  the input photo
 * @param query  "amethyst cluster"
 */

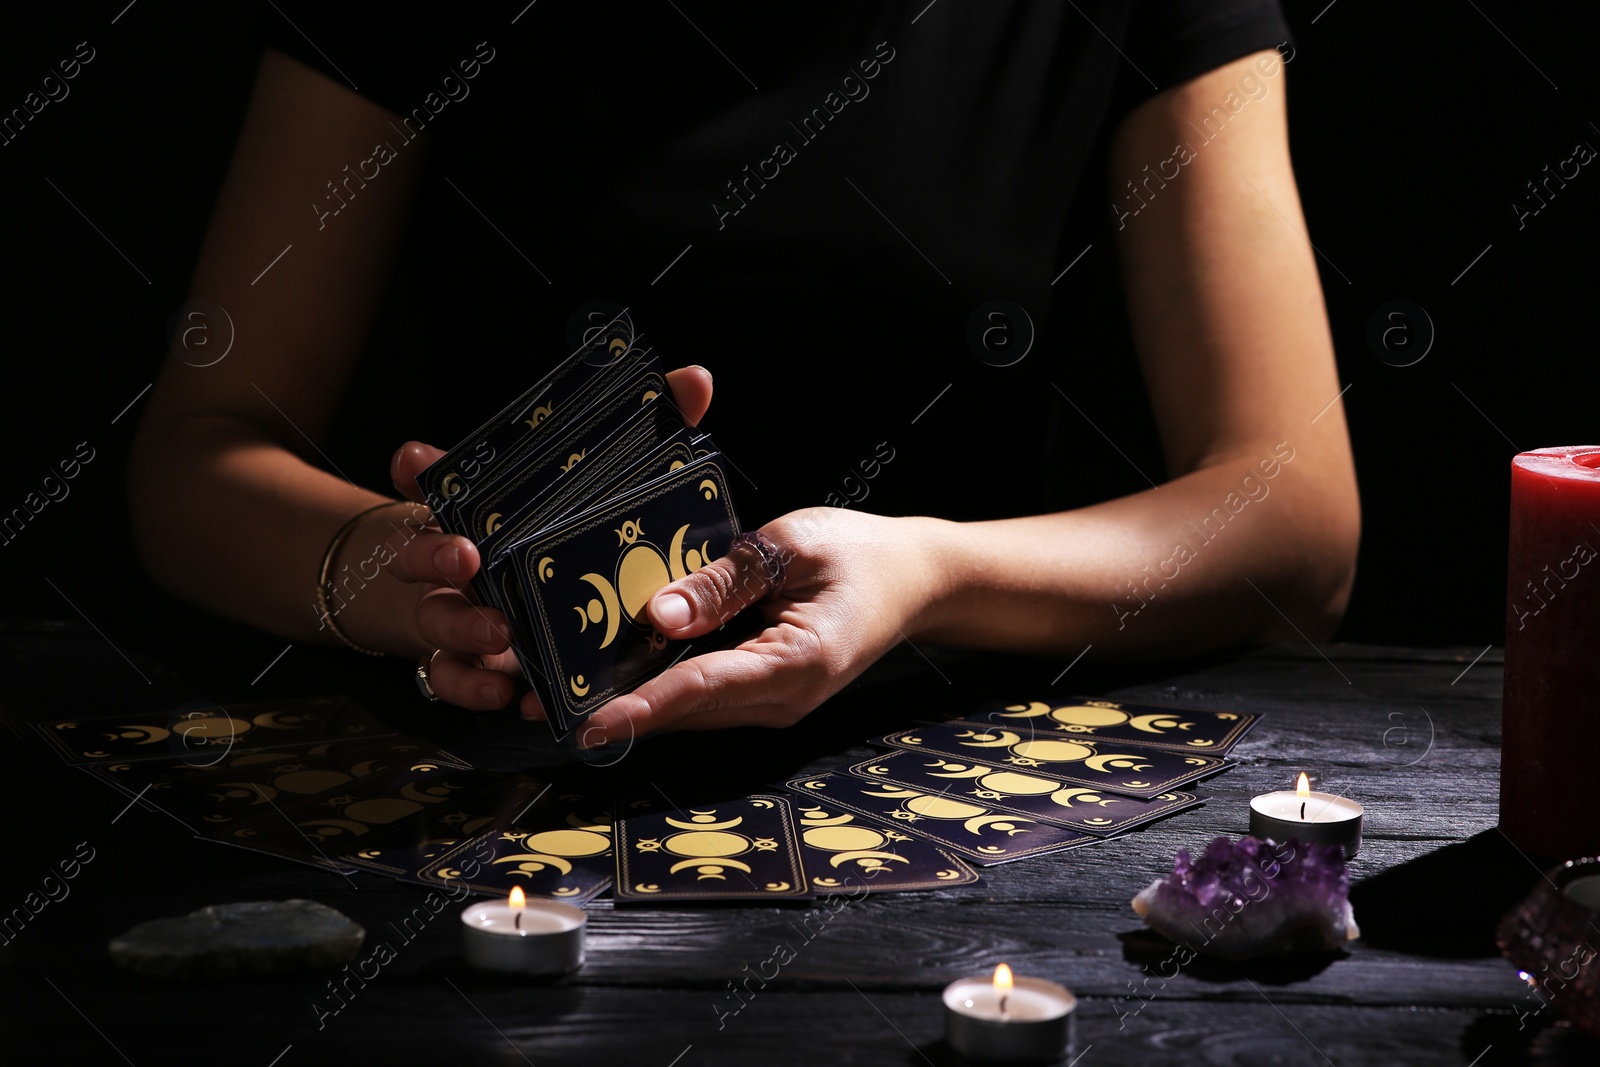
xmin=1131 ymin=835 xmax=1360 ymax=960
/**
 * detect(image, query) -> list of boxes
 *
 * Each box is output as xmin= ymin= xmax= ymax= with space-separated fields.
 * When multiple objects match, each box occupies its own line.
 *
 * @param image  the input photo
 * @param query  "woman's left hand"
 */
xmin=526 ymin=507 xmax=949 ymax=745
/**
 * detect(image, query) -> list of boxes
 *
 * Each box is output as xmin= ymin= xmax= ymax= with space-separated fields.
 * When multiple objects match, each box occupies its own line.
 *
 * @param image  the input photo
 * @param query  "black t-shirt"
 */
xmin=262 ymin=1 xmax=1289 ymax=524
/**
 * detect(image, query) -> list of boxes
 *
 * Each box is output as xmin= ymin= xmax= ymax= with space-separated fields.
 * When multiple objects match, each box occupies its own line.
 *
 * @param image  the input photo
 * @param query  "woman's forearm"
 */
xmin=913 ymin=437 xmax=1358 ymax=657
xmin=129 ymin=412 xmax=427 ymax=655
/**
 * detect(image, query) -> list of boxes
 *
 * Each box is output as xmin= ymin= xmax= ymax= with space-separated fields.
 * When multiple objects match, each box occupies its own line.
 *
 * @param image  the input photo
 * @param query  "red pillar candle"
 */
xmin=1501 ymin=446 xmax=1600 ymax=858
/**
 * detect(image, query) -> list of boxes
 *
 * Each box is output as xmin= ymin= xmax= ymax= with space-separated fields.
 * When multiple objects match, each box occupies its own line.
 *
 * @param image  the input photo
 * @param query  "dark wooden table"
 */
xmin=1 ymin=623 xmax=1592 ymax=1065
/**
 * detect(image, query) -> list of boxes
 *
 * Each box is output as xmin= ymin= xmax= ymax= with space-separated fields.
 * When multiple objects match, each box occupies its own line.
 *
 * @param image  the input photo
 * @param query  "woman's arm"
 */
xmin=923 ymin=48 xmax=1359 ymax=653
xmin=129 ymin=50 xmax=520 ymax=703
xmin=579 ymin=51 xmax=1360 ymax=741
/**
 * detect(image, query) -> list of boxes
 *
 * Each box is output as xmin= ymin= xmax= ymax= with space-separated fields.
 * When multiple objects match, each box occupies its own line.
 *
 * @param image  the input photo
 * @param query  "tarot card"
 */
xmin=613 ymin=794 xmax=809 ymax=902
xmin=847 ymin=751 xmax=1203 ymax=836
xmin=419 ymin=787 xmax=615 ymax=905
xmin=473 ymin=393 xmax=685 ymax=564
xmin=964 ymin=697 xmax=1259 ymax=754
xmin=79 ymin=738 xmax=459 ymax=831
xmin=788 ymin=797 xmax=980 ymax=893
xmin=782 ymin=774 xmax=1098 ymax=867
xmin=210 ymin=752 xmax=496 ymax=867
xmin=416 ymin=310 xmax=646 ymax=518
xmin=35 ymin=697 xmax=388 ymax=764
xmin=480 ymin=430 xmax=714 ymax=693
xmin=510 ymin=454 xmax=742 ymax=732
xmin=877 ymin=721 xmax=1231 ymax=799
xmin=343 ymin=774 xmax=553 ymax=883
xmin=460 ymin=365 xmax=669 ymax=557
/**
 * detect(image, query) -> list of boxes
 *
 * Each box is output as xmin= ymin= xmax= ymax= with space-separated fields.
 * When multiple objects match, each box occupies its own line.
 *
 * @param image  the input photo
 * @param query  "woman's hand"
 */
xmin=384 ymin=366 xmax=715 ymax=710
xmin=547 ymin=506 xmax=952 ymax=746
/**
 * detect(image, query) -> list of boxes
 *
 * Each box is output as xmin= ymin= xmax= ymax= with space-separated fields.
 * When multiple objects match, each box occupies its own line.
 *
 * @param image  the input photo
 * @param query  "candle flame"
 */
xmin=1295 ymin=773 xmax=1310 ymax=799
xmin=993 ymin=963 xmax=1013 ymax=997
xmin=508 ymin=886 xmax=526 ymax=909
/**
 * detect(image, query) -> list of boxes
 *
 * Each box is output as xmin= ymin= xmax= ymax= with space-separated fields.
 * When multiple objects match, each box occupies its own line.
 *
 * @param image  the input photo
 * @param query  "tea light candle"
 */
xmin=943 ymin=963 xmax=1075 ymax=1062
xmin=1249 ymin=773 xmax=1363 ymax=859
xmin=460 ymin=887 xmax=585 ymax=976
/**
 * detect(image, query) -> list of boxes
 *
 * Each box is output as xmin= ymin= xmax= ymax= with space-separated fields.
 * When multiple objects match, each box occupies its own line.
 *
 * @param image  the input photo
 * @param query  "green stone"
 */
xmin=108 ymin=900 xmax=364 ymax=979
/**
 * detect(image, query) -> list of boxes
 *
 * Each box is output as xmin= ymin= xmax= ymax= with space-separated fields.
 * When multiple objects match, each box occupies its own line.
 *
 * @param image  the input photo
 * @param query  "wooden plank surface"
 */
xmin=1 ymin=628 xmax=1587 ymax=1065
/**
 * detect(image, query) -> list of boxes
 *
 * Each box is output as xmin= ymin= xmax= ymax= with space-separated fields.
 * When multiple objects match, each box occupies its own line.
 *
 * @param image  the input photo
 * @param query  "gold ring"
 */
xmin=415 ymin=649 xmax=444 ymax=702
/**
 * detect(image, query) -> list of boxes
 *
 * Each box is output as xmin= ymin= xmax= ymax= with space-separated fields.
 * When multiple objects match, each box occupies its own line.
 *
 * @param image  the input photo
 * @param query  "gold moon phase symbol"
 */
xmin=578 ymin=573 xmax=622 ymax=648
xmin=523 ymin=829 xmax=611 ymax=857
xmin=665 ymin=815 xmax=744 ymax=832
xmin=666 ymin=831 xmax=749 ymax=858
xmin=978 ymin=771 xmax=1058 ymax=796
xmin=957 ymin=729 xmax=1023 ymax=748
xmin=668 ymin=524 xmax=691 ymax=581
xmin=998 ymin=701 xmax=1051 ymax=718
xmin=828 ymin=850 xmax=907 ymax=869
xmin=538 ymin=556 xmax=555 ymax=581
xmin=963 ymin=814 xmax=1032 ymax=834
xmin=570 ymin=675 xmax=590 ymax=697
xmin=441 ymin=473 xmax=462 ymax=498
xmin=641 ymin=389 xmax=658 ymax=402
xmin=495 ymin=853 xmax=573 ymax=874
xmin=699 ymin=479 xmax=718 ymax=500
xmin=617 ymin=546 xmax=671 ymax=622
xmin=485 ymin=513 xmax=502 ymax=536
xmin=1084 ymin=753 xmax=1151 ymax=772
xmin=928 ymin=764 xmax=988 ymax=780
xmin=905 ymin=795 xmax=987 ymax=820
xmin=802 ymin=826 xmax=886 ymax=852
xmin=1011 ymin=739 xmax=1094 ymax=763
xmin=1050 ymin=705 xmax=1131 ymax=727
xmin=1127 ymin=713 xmax=1182 ymax=733
xmin=797 ymin=811 xmax=853 ymax=827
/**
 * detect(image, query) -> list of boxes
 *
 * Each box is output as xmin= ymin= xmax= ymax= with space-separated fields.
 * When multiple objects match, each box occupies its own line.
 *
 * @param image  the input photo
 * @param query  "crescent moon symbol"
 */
xmin=1128 ymin=714 xmax=1182 ymax=734
xmin=669 ymin=858 xmax=752 ymax=876
xmin=668 ymin=523 xmax=691 ymax=581
xmin=699 ymin=479 xmax=719 ymax=500
xmin=493 ymin=853 xmax=574 ymax=875
xmin=664 ymin=815 xmax=744 ymax=831
xmin=828 ymin=850 xmax=909 ymax=868
xmin=578 ymin=573 xmax=623 ymax=648
xmin=955 ymin=729 xmax=1021 ymax=748
xmin=1084 ymin=753 xmax=1152 ymax=773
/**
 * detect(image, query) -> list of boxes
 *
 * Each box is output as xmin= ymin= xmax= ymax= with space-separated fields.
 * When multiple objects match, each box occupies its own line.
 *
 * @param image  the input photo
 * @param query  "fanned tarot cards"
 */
xmin=417 ymin=310 xmax=749 ymax=737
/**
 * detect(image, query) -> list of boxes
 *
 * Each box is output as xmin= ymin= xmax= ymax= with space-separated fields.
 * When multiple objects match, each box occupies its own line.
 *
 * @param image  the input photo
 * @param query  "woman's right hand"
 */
xmin=381 ymin=365 xmax=715 ymax=711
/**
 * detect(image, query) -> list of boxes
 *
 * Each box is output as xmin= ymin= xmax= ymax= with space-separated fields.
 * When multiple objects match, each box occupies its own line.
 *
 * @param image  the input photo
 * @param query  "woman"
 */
xmin=130 ymin=2 xmax=1357 ymax=746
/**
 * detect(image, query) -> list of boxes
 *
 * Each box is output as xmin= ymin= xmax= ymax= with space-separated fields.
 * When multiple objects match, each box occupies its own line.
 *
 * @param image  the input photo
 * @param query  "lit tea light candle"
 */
xmin=460 ymin=886 xmax=586 ymax=976
xmin=1249 ymin=773 xmax=1363 ymax=859
xmin=943 ymin=963 xmax=1075 ymax=1061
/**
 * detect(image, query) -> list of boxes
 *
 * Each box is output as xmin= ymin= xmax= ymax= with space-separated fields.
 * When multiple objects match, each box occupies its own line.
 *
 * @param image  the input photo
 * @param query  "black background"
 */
xmin=1 ymin=1 xmax=1596 ymax=659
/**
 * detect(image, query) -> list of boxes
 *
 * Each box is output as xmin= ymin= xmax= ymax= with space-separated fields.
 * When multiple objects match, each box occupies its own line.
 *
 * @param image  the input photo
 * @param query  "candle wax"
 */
xmin=1250 ymin=791 xmax=1362 ymax=824
xmin=946 ymin=983 xmax=1067 ymax=1022
xmin=466 ymin=905 xmax=579 ymax=935
xmin=1502 ymin=446 xmax=1600 ymax=858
